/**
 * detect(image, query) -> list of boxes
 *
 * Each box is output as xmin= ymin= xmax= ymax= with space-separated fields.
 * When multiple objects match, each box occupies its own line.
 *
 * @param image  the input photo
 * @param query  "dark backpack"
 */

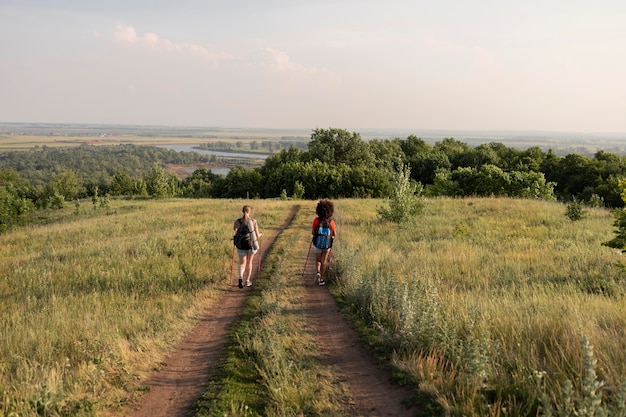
xmin=234 ymin=219 xmax=252 ymax=250
xmin=313 ymin=218 xmax=333 ymax=250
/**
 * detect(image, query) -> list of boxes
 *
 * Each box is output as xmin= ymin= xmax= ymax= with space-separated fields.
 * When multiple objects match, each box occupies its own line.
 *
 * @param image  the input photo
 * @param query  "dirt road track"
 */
xmin=126 ymin=206 xmax=296 ymax=417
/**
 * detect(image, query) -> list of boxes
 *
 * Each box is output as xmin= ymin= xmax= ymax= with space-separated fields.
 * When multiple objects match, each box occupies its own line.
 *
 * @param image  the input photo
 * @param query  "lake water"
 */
xmin=157 ymin=144 xmax=270 ymax=159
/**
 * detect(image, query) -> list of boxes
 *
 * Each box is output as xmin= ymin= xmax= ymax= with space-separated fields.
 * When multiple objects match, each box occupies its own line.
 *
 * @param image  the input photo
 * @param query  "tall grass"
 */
xmin=0 ymin=199 xmax=289 ymax=416
xmin=332 ymin=197 xmax=626 ymax=416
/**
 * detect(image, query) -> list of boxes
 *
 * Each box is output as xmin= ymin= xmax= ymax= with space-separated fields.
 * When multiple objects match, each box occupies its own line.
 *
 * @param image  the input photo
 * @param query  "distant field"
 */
xmin=1 ymin=123 xmax=626 ymax=155
xmin=0 ymin=124 xmax=312 ymax=151
xmin=0 ymin=134 xmax=308 ymax=151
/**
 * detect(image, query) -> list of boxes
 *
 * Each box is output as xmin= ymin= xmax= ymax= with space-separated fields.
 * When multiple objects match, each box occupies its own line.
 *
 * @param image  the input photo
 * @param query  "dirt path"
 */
xmin=125 ymin=206 xmax=297 ymax=417
xmin=303 ymin=253 xmax=418 ymax=417
xmin=124 ymin=204 xmax=418 ymax=416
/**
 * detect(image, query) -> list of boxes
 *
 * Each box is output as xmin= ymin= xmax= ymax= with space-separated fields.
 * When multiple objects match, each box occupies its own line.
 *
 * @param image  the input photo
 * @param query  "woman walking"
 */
xmin=311 ymin=199 xmax=336 ymax=286
xmin=233 ymin=205 xmax=263 ymax=288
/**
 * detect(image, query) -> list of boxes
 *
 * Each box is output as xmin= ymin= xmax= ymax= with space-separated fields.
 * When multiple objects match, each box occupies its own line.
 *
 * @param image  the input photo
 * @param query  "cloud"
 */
xmin=111 ymin=24 xmax=234 ymax=62
xmin=262 ymin=47 xmax=317 ymax=74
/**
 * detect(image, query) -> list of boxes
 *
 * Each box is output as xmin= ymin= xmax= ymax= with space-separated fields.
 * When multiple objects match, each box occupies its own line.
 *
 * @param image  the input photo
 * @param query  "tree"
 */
xmin=180 ymin=168 xmax=222 ymax=198
xmin=0 ymin=185 xmax=34 ymax=231
xmin=49 ymin=170 xmax=83 ymax=201
xmin=400 ymin=135 xmax=431 ymax=158
xmin=222 ymin=167 xmax=263 ymax=199
xmin=603 ymin=179 xmax=626 ymax=252
xmin=408 ymin=150 xmax=451 ymax=185
xmin=307 ymin=128 xmax=374 ymax=167
xmin=144 ymin=164 xmax=178 ymax=198
xmin=508 ymin=171 xmax=555 ymax=200
xmin=110 ymin=171 xmax=134 ymax=196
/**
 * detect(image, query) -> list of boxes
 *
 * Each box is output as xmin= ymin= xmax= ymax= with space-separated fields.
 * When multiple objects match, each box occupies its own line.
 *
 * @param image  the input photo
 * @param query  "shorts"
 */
xmin=312 ymin=246 xmax=331 ymax=254
xmin=237 ymin=248 xmax=258 ymax=256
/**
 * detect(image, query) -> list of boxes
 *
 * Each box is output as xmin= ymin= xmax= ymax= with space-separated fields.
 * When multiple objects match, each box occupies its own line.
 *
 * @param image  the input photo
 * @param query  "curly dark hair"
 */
xmin=316 ymin=199 xmax=334 ymax=219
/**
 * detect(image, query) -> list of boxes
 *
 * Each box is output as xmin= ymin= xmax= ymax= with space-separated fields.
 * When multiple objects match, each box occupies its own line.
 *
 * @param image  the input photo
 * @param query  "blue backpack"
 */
xmin=314 ymin=218 xmax=333 ymax=250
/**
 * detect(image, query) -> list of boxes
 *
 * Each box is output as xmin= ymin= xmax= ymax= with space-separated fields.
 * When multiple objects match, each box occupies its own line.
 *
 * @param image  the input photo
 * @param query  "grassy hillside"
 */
xmin=0 ymin=199 xmax=290 ymax=416
xmin=332 ymin=197 xmax=625 ymax=416
xmin=1 ymin=197 xmax=624 ymax=416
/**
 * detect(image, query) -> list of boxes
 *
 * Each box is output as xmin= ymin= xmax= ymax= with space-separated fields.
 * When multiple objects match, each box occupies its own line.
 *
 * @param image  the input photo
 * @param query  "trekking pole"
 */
xmin=257 ymin=236 xmax=262 ymax=279
xmin=302 ymin=239 xmax=313 ymax=277
xmin=326 ymin=248 xmax=333 ymax=281
xmin=229 ymin=246 xmax=235 ymax=286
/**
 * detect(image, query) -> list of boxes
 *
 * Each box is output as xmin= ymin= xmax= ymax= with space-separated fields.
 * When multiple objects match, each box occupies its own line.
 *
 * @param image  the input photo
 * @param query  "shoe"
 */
xmin=319 ymin=279 xmax=326 ymax=286
xmin=238 ymin=278 xmax=243 ymax=288
xmin=246 ymin=280 xmax=252 ymax=287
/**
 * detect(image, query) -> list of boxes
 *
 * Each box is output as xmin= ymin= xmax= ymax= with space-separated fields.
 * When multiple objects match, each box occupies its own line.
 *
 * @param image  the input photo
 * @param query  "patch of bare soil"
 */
xmin=123 ymin=206 xmax=418 ymax=416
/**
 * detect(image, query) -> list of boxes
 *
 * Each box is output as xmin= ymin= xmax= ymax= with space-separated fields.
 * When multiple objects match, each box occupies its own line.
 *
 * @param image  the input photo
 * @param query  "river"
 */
xmin=156 ymin=144 xmax=270 ymax=159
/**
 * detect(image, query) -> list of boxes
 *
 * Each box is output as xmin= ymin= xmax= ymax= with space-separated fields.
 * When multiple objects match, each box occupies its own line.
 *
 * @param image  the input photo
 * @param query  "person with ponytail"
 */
xmin=233 ymin=205 xmax=263 ymax=288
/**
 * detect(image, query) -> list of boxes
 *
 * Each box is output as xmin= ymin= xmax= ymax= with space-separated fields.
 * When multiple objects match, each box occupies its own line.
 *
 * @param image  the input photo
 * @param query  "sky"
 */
xmin=1 ymin=0 xmax=626 ymax=133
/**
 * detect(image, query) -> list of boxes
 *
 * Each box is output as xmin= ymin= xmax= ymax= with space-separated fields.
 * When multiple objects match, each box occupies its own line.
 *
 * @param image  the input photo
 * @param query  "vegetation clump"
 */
xmin=377 ymin=164 xmax=425 ymax=223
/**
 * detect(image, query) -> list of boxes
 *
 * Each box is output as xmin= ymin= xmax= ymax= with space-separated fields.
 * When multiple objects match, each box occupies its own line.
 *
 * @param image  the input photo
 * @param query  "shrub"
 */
xmin=377 ymin=164 xmax=425 ymax=223
xmin=565 ymin=199 xmax=586 ymax=221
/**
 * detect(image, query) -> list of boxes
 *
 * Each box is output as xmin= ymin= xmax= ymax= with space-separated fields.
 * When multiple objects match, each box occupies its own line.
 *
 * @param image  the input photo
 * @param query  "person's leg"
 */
xmin=245 ymin=254 xmax=255 ymax=285
xmin=316 ymin=252 xmax=323 ymax=274
xmin=317 ymin=250 xmax=329 ymax=285
xmin=238 ymin=254 xmax=246 ymax=288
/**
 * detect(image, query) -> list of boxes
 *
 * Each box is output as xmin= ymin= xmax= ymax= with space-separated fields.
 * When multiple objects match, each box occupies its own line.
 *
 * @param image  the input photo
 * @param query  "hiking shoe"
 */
xmin=246 ymin=280 xmax=252 ymax=287
xmin=319 ymin=278 xmax=326 ymax=286
xmin=238 ymin=278 xmax=243 ymax=288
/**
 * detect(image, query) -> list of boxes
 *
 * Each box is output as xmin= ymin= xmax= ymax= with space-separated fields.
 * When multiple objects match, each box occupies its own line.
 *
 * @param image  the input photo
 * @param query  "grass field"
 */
xmin=1 ymin=197 xmax=624 ymax=416
xmin=0 ymin=125 xmax=310 ymax=151
xmin=0 ymin=199 xmax=289 ymax=416
xmin=332 ymin=197 xmax=626 ymax=416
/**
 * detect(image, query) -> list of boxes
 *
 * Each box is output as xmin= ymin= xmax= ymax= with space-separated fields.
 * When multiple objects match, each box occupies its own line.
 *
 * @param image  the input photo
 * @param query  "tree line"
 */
xmin=2 ymin=128 xmax=626 ymax=230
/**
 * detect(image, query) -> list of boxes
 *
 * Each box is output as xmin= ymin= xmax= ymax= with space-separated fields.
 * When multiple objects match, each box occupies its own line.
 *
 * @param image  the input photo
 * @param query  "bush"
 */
xmin=377 ymin=164 xmax=425 ymax=223
xmin=565 ymin=199 xmax=586 ymax=221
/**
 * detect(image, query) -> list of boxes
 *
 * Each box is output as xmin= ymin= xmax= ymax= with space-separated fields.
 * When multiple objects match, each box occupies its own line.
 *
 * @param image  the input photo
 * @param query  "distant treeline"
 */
xmin=2 ymin=128 xmax=626 ymax=230
xmin=199 ymin=139 xmax=308 ymax=152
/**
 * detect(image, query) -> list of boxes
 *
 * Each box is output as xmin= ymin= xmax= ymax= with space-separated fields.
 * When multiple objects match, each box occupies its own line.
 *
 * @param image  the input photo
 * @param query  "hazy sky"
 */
xmin=2 ymin=0 xmax=626 ymax=132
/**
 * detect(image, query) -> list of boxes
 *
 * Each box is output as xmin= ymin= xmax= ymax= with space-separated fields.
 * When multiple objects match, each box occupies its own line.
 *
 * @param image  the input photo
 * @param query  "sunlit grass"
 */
xmin=333 ymin=197 xmax=626 ymax=416
xmin=3 ymin=196 xmax=626 ymax=416
xmin=0 ymin=198 xmax=290 ymax=416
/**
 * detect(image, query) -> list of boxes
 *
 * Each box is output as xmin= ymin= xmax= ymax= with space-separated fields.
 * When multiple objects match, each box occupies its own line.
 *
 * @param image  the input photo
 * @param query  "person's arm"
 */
xmin=254 ymin=219 xmax=263 ymax=240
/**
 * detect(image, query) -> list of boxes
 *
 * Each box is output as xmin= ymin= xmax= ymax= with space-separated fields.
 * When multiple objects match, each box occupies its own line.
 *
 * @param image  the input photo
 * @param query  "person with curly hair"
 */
xmin=311 ymin=199 xmax=336 ymax=286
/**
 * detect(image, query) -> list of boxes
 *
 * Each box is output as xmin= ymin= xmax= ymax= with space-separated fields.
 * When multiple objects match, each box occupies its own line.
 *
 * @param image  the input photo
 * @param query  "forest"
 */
xmin=2 ymin=127 xmax=626 ymax=230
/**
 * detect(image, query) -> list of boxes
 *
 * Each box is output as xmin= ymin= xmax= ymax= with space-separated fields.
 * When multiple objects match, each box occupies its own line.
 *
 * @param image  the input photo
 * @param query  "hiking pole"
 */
xmin=326 ymin=248 xmax=333 ymax=281
xmin=257 ymin=236 xmax=262 ymax=279
xmin=302 ymin=239 xmax=313 ymax=277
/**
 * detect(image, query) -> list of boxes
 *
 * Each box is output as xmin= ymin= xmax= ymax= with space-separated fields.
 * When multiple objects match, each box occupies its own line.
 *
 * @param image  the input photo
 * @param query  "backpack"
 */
xmin=234 ymin=219 xmax=252 ymax=250
xmin=313 ymin=218 xmax=333 ymax=250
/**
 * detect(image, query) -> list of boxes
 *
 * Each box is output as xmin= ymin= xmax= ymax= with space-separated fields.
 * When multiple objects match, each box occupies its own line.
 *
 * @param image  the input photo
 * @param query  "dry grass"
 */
xmin=0 ymin=198 xmax=290 ymax=416
xmin=332 ymin=197 xmax=626 ymax=416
